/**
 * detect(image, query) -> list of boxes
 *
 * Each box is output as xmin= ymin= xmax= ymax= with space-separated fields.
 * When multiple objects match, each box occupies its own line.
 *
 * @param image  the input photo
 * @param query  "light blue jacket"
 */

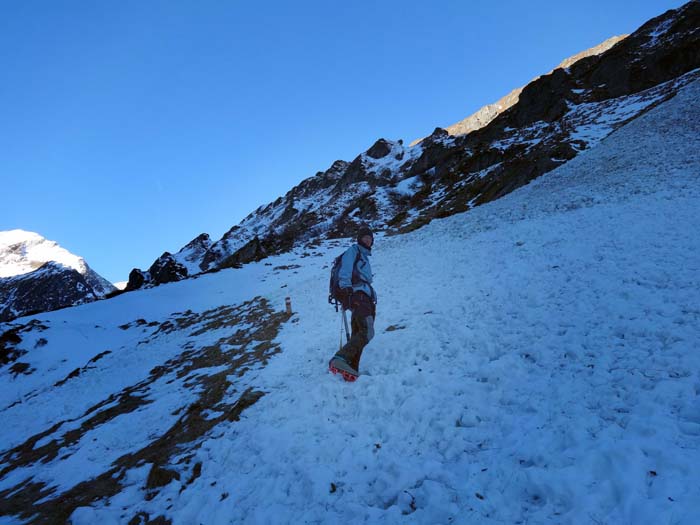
xmin=338 ymin=243 xmax=377 ymax=303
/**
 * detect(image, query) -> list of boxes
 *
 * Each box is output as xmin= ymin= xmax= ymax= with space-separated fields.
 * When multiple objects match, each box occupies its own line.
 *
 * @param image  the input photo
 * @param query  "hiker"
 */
xmin=328 ymin=226 xmax=377 ymax=380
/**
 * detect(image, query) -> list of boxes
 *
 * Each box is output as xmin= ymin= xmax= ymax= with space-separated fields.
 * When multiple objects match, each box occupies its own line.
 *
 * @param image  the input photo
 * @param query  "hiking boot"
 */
xmin=329 ymin=355 xmax=358 ymax=379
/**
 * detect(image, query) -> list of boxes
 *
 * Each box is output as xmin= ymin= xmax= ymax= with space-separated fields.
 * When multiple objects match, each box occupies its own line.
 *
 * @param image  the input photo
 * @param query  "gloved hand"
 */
xmin=338 ymin=287 xmax=353 ymax=310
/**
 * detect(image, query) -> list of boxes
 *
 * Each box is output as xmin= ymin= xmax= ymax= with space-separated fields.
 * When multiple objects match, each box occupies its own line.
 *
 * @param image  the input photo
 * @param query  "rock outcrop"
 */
xmin=0 ymin=262 xmax=98 ymax=322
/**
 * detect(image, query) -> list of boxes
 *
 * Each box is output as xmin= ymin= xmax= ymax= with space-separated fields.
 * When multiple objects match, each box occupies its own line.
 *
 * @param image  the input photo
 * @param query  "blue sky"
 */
xmin=0 ymin=0 xmax=685 ymax=283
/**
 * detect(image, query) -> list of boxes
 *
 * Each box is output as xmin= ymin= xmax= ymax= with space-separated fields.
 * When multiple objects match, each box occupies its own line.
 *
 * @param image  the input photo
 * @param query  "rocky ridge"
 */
xmin=124 ymin=3 xmax=700 ymax=290
xmin=415 ymin=34 xmax=629 ymax=144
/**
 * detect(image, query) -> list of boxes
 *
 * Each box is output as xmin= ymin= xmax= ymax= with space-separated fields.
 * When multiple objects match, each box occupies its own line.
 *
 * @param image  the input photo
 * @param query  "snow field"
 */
xmin=99 ymin=79 xmax=700 ymax=524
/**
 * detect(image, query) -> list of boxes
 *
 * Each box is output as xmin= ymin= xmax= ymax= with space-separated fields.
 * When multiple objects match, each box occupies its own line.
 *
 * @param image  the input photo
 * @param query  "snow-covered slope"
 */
xmin=1 ymin=73 xmax=699 ymax=524
xmin=0 ymin=231 xmax=116 ymax=322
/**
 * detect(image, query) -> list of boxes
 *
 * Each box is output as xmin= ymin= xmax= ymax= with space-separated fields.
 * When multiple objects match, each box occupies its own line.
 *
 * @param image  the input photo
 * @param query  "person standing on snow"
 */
xmin=329 ymin=226 xmax=377 ymax=379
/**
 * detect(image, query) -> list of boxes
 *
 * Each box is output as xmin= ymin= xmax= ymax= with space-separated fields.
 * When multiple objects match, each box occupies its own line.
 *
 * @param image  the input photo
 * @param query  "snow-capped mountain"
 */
xmin=1 ymin=61 xmax=699 ymax=524
xmin=0 ymin=230 xmax=116 ymax=322
xmin=126 ymin=1 xmax=700 ymax=291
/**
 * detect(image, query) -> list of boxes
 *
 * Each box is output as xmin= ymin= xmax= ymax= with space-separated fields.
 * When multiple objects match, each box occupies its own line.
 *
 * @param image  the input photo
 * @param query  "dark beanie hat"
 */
xmin=357 ymin=225 xmax=373 ymax=242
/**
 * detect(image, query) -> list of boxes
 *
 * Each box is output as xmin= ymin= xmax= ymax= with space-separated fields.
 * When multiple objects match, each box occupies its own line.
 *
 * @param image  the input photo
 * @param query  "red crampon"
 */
xmin=328 ymin=363 xmax=358 ymax=382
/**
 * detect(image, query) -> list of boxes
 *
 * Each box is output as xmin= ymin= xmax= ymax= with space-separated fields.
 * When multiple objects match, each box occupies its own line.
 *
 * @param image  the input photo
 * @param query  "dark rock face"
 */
xmin=406 ymin=136 xmax=459 ymax=180
xmin=366 ymin=139 xmax=393 ymax=159
xmin=429 ymin=127 xmax=449 ymax=139
xmin=584 ymin=4 xmax=700 ymax=99
xmin=336 ymin=155 xmax=369 ymax=190
xmin=510 ymin=68 xmax=574 ymax=127
xmin=125 ymin=2 xmax=700 ymax=291
xmin=220 ymin=236 xmax=267 ymax=269
xmin=0 ymin=263 xmax=98 ymax=322
xmin=148 ymin=253 xmax=188 ymax=285
xmin=126 ymin=268 xmax=148 ymax=291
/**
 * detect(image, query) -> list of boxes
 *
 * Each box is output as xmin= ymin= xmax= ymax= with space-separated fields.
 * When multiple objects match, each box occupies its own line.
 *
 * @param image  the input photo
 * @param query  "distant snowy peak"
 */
xmin=0 ymin=229 xmax=119 ymax=322
xmin=0 ymin=229 xmax=81 ymax=278
xmin=0 ymin=229 xmax=115 ymax=297
xmin=0 ymin=229 xmax=116 ymax=322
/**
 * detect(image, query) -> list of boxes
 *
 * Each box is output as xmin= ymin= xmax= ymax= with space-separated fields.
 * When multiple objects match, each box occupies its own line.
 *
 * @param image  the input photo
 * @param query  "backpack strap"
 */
xmin=350 ymin=247 xmax=362 ymax=286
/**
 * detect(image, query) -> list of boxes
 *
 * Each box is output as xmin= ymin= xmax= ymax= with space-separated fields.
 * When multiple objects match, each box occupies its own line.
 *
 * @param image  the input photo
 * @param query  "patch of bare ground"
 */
xmin=0 ymin=297 xmax=291 ymax=524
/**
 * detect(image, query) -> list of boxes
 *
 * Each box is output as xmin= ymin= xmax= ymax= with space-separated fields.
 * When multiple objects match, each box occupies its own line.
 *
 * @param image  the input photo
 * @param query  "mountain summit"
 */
xmin=0 ymin=230 xmax=116 ymax=321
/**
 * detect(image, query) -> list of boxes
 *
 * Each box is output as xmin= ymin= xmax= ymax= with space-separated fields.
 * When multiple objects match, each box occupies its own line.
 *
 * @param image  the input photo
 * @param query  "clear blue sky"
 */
xmin=1 ymin=0 xmax=685 ymax=283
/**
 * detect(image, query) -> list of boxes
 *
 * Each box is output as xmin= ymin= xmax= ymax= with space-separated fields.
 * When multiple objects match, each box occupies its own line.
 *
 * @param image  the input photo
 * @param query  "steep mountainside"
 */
xmin=127 ymin=1 xmax=700 ymax=291
xmin=411 ymin=34 xmax=628 ymax=144
xmin=1 ymin=74 xmax=698 ymax=524
xmin=0 ymin=230 xmax=116 ymax=322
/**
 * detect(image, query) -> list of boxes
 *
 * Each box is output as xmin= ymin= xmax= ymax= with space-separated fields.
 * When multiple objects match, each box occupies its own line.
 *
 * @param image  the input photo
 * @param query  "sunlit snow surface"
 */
xmin=0 ymin=231 xmax=87 ymax=279
xmin=1 ymin=80 xmax=699 ymax=524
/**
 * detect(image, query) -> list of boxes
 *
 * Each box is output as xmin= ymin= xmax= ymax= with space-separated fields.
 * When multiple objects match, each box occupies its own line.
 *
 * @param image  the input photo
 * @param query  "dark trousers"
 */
xmin=336 ymin=292 xmax=375 ymax=371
